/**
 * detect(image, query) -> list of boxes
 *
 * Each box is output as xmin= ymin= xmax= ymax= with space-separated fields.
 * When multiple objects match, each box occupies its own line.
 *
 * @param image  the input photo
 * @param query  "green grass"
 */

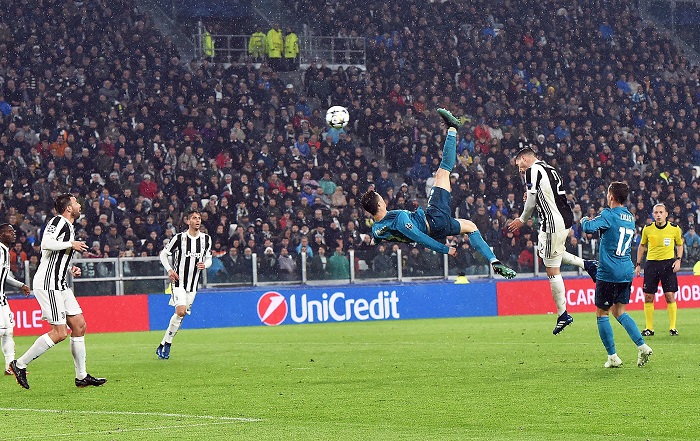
xmin=1 ymin=310 xmax=699 ymax=440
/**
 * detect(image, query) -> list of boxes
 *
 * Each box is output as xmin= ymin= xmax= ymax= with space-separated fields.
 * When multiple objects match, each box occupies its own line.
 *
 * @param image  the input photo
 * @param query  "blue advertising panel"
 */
xmin=148 ymin=281 xmax=497 ymax=330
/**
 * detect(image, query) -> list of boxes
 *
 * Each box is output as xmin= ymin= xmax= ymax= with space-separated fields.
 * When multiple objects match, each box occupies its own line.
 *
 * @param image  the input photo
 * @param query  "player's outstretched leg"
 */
xmin=561 ymin=252 xmax=598 ymax=282
xmin=583 ymin=260 xmax=598 ymax=282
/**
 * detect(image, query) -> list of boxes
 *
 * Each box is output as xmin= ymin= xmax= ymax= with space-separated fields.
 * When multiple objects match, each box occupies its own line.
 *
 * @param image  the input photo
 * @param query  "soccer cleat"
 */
xmin=641 ymin=329 xmax=654 ymax=337
xmin=637 ymin=344 xmax=653 ymax=367
xmin=9 ymin=360 xmax=29 ymax=389
xmin=669 ymin=329 xmax=679 ymax=336
xmin=583 ymin=260 xmax=598 ymax=282
xmin=156 ymin=343 xmax=171 ymax=360
xmin=604 ymin=354 xmax=623 ymax=368
xmin=492 ymin=261 xmax=517 ymax=279
xmin=4 ymin=367 xmax=12 ymax=375
xmin=552 ymin=312 xmax=574 ymax=335
xmin=437 ymin=108 xmax=461 ymax=129
xmin=75 ymin=373 xmax=107 ymax=387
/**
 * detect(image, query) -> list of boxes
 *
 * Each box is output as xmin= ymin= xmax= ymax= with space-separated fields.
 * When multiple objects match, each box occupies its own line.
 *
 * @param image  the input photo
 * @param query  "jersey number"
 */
xmin=550 ymin=169 xmax=566 ymax=195
xmin=616 ymin=227 xmax=634 ymax=256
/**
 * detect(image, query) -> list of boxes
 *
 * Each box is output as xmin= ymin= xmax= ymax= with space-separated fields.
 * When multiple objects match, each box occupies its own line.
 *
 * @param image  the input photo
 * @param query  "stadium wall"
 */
xmin=8 ymin=275 xmax=700 ymax=335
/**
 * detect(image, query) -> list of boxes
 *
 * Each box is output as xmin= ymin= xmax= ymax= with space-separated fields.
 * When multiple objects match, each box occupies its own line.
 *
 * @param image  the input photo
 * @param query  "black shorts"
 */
xmin=643 ymin=259 xmax=678 ymax=293
xmin=595 ymin=281 xmax=632 ymax=310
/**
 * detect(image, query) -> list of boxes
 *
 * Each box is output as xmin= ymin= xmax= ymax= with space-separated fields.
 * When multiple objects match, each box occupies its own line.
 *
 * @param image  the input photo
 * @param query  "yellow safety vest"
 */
xmin=203 ymin=31 xmax=214 ymax=58
xmin=284 ymin=33 xmax=299 ymax=58
xmin=266 ymin=28 xmax=284 ymax=58
xmin=249 ymin=32 xmax=266 ymax=55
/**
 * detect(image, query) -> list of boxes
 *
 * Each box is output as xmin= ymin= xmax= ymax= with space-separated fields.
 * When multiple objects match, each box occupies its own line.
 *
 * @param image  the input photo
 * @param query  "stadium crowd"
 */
xmin=2 ymin=0 xmax=700 ymax=284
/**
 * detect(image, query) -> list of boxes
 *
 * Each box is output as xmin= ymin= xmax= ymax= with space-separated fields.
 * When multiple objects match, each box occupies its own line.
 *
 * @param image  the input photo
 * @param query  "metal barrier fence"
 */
xmin=4 ymin=241 xmax=696 ymax=296
xmin=193 ymin=34 xmax=366 ymax=67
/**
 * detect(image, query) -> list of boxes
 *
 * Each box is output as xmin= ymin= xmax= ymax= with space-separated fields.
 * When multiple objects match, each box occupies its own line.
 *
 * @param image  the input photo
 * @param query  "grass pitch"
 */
xmin=1 ymin=310 xmax=699 ymax=440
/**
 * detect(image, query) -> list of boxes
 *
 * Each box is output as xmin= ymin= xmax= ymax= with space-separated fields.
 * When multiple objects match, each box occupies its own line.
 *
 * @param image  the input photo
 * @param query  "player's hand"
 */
xmin=168 ymin=269 xmax=179 ymax=282
xmin=196 ymin=262 xmax=206 ymax=270
xmin=21 ymin=284 xmax=30 ymax=296
xmin=72 ymin=241 xmax=88 ymax=252
xmin=672 ymin=259 xmax=681 ymax=273
xmin=448 ymin=246 xmax=457 ymax=257
xmin=634 ymin=265 xmax=642 ymax=277
xmin=508 ymin=219 xmax=524 ymax=232
xmin=71 ymin=266 xmax=82 ymax=277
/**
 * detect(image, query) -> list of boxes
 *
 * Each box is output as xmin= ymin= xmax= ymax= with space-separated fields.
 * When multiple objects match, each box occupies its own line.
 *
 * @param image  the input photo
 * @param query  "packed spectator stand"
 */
xmin=2 ymin=0 xmax=700 ymax=286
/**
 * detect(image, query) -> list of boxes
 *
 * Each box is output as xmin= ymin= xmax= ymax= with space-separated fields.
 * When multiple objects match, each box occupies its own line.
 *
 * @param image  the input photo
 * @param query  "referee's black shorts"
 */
xmin=642 ymin=259 xmax=678 ymax=293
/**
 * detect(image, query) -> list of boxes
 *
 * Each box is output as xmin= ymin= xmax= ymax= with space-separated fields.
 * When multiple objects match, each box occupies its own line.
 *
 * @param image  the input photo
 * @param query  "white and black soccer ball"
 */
xmin=325 ymin=106 xmax=350 ymax=129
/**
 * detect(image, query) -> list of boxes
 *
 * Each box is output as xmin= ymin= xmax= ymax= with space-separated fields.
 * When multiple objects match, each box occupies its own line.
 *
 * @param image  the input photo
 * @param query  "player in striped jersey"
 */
xmin=9 ymin=194 xmax=107 ymax=389
xmin=508 ymin=147 xmax=599 ymax=335
xmin=0 ymin=223 xmax=31 ymax=375
xmin=156 ymin=208 xmax=212 ymax=359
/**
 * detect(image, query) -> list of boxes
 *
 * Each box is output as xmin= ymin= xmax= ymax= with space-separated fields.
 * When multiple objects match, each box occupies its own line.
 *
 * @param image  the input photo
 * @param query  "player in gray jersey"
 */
xmin=0 ymin=223 xmax=30 ymax=375
xmin=9 ymin=194 xmax=106 ymax=389
xmin=156 ymin=208 xmax=212 ymax=360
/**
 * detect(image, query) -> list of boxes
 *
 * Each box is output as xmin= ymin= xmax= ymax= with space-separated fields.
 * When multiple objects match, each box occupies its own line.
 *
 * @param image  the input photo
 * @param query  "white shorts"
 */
xmin=169 ymin=287 xmax=197 ymax=315
xmin=33 ymin=288 xmax=82 ymax=325
xmin=0 ymin=303 xmax=14 ymax=329
xmin=537 ymin=230 xmax=569 ymax=267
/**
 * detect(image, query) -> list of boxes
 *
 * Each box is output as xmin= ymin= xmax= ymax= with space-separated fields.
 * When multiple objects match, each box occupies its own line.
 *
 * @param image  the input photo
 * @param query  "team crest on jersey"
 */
xmin=405 ymin=222 xmax=413 ymax=230
xmin=664 ymin=238 xmax=671 ymax=246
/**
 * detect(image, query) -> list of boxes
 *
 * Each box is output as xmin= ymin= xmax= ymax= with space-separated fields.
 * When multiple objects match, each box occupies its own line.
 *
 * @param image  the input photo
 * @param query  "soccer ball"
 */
xmin=326 ymin=106 xmax=350 ymax=129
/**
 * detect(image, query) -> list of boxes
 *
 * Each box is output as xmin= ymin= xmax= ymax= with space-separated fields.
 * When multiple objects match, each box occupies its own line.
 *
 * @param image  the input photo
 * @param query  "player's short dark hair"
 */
xmin=54 ymin=193 xmax=74 ymax=214
xmin=0 ymin=223 xmax=12 ymax=233
xmin=608 ymin=181 xmax=629 ymax=204
xmin=185 ymin=208 xmax=201 ymax=218
xmin=360 ymin=190 xmax=380 ymax=216
xmin=515 ymin=146 xmax=536 ymax=160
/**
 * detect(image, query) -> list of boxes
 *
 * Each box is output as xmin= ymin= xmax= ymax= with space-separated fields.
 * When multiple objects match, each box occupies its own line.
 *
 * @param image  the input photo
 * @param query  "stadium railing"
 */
xmin=4 ymin=242 xmax=694 ymax=296
xmin=193 ymin=33 xmax=366 ymax=68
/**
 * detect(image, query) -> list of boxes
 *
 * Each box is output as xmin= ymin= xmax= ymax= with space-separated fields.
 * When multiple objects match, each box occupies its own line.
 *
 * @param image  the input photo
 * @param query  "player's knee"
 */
xmin=176 ymin=309 xmax=186 ymax=318
xmin=54 ymin=328 xmax=70 ymax=342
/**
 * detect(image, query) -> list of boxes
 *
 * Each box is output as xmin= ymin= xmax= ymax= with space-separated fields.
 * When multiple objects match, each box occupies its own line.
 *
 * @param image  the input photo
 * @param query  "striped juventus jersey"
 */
xmin=0 ymin=242 xmax=24 ymax=305
xmin=160 ymin=231 xmax=212 ymax=293
xmin=521 ymin=160 xmax=573 ymax=233
xmin=33 ymin=215 xmax=76 ymax=291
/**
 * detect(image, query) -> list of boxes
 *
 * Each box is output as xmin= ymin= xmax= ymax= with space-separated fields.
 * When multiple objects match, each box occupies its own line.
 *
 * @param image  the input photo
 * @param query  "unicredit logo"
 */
xmin=257 ymin=291 xmax=288 ymax=326
xmin=257 ymin=290 xmax=400 ymax=325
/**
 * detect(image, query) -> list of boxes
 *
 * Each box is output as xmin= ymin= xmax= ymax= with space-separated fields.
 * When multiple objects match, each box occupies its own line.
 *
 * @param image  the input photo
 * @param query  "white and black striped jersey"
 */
xmin=520 ymin=160 xmax=573 ymax=233
xmin=33 ymin=215 xmax=76 ymax=291
xmin=160 ymin=231 xmax=212 ymax=293
xmin=0 ymin=242 xmax=24 ymax=306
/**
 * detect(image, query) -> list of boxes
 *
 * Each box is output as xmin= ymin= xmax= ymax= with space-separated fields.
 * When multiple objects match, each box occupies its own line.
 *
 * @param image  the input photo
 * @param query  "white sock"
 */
xmin=1 ymin=328 xmax=14 ymax=368
xmin=561 ymin=252 xmax=584 ymax=269
xmin=549 ymin=274 xmax=567 ymax=315
xmin=17 ymin=333 xmax=55 ymax=369
xmin=71 ymin=336 xmax=87 ymax=380
xmin=162 ymin=314 xmax=183 ymax=345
